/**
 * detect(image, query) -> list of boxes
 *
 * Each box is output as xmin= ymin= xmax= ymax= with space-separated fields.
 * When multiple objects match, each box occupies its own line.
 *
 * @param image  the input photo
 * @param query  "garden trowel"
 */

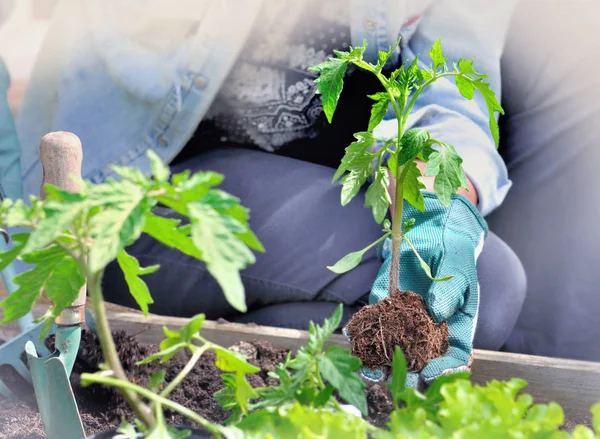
xmin=25 ymin=132 xmax=87 ymax=439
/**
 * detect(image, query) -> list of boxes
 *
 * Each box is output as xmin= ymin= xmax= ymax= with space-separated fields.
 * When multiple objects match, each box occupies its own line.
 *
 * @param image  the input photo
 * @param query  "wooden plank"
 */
xmin=2 ymin=304 xmax=599 ymax=425
xmin=102 ymin=308 xmax=600 ymax=425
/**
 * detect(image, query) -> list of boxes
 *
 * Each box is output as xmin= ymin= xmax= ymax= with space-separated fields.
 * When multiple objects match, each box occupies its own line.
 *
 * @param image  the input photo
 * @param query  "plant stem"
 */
xmin=388 ymin=165 xmax=406 ymax=295
xmin=87 ymin=271 xmax=156 ymax=427
xmin=81 ymin=373 xmax=222 ymax=436
xmin=159 ymin=344 xmax=208 ymax=400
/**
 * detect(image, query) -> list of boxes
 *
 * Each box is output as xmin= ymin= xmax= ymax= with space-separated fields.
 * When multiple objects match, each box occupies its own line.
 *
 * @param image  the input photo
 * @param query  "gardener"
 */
xmin=7 ymin=0 xmax=600 ymax=370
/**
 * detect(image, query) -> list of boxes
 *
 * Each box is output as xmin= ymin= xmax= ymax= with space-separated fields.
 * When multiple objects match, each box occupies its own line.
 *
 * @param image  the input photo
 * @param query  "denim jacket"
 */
xmin=12 ymin=0 xmax=518 ymax=216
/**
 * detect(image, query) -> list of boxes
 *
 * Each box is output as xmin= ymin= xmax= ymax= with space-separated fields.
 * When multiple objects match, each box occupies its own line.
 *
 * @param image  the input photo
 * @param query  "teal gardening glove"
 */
xmin=0 ymin=58 xmax=22 ymax=203
xmin=347 ymin=192 xmax=487 ymax=390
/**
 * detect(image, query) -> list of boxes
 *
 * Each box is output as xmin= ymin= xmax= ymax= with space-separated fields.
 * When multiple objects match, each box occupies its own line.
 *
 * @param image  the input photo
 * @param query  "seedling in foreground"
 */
xmin=309 ymin=38 xmax=502 ymax=294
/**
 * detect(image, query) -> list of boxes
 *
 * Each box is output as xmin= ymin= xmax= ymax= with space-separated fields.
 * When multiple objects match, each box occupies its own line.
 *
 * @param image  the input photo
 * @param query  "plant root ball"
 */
xmin=346 ymin=290 xmax=449 ymax=372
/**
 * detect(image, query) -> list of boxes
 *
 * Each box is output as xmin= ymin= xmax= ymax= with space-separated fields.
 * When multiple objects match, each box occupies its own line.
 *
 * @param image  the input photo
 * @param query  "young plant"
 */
xmin=309 ymin=38 xmax=502 ymax=294
xmin=0 ymin=152 xmax=264 ymax=437
xmin=216 ymin=308 xmax=600 ymax=439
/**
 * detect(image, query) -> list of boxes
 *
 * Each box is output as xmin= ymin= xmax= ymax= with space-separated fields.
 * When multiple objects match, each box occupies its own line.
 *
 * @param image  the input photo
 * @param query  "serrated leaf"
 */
xmin=112 ymin=165 xmax=151 ymax=186
xmin=403 ymin=218 xmax=416 ymax=234
xmin=403 ymin=161 xmax=425 ymax=212
xmin=308 ymin=58 xmax=349 ymax=123
xmin=214 ymin=346 xmax=261 ymax=374
xmin=424 ymin=143 xmax=467 ymax=207
xmin=455 ymin=75 xmax=475 ymax=99
xmin=117 ymin=249 xmax=158 ymax=316
xmin=388 ymin=346 xmax=407 ymax=407
xmin=88 ymin=181 xmax=149 ymax=272
xmin=216 ymin=202 xmax=264 ymax=253
xmin=143 ymin=213 xmax=203 ymax=259
xmin=306 ymin=304 xmax=343 ymax=355
xmin=42 ymin=255 xmax=86 ymax=329
xmin=398 ymin=129 xmax=428 ymax=166
xmin=317 ymin=345 xmax=367 ymax=415
xmin=430 ymin=38 xmax=446 ymax=72
xmin=403 ymin=235 xmax=453 ymax=282
xmin=420 ymin=69 xmax=433 ymax=81
xmin=181 ymin=314 xmax=205 ymax=342
xmin=332 ymin=132 xmax=375 ymax=182
xmin=149 ymin=370 xmax=166 ymax=392
xmin=473 ymin=79 xmax=503 ymax=147
xmin=23 ymin=200 xmax=86 ymax=254
xmin=327 ymin=250 xmax=365 ymax=274
xmin=340 ymin=161 xmax=371 ymax=206
xmin=147 ymin=150 xmax=170 ymax=183
xmin=314 ymin=384 xmax=335 ymax=407
xmin=0 ymin=232 xmax=29 ymax=272
xmin=0 ymin=245 xmax=67 ymax=324
xmin=368 ymin=96 xmax=390 ymax=131
xmin=189 ymin=202 xmax=256 ymax=312
xmin=364 ymin=169 xmax=390 ymax=224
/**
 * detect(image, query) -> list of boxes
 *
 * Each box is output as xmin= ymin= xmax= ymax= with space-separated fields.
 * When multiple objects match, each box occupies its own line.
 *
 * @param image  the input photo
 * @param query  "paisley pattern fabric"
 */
xmin=199 ymin=0 xmax=351 ymax=151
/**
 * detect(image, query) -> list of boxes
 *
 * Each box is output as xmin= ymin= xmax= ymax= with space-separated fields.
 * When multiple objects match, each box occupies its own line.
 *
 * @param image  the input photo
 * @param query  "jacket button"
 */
xmin=158 ymin=136 xmax=169 ymax=147
xmin=194 ymin=76 xmax=208 ymax=89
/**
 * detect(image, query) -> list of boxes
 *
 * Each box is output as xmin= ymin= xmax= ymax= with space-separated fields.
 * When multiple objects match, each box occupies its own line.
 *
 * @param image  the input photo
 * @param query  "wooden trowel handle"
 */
xmin=39 ymin=132 xmax=87 ymax=325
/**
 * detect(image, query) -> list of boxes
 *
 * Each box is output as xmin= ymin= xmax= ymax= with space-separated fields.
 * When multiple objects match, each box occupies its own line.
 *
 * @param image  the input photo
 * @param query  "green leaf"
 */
xmin=387 ymin=153 xmax=398 ymax=178
xmin=314 ymin=384 xmax=335 ymax=407
xmin=332 ymin=132 xmax=375 ymax=182
xmin=112 ymin=165 xmax=150 ymax=185
xmin=117 ymin=419 xmax=138 ymax=439
xmin=425 ymin=143 xmax=467 ymax=207
xmin=23 ymin=199 xmax=86 ymax=254
xmin=149 ymin=370 xmax=166 ymax=392
xmin=213 ymin=346 xmax=261 ymax=374
xmin=217 ymin=203 xmax=264 ymax=253
xmin=143 ymin=213 xmax=203 ymax=260
xmin=420 ymin=69 xmax=433 ymax=82
xmin=41 ymin=255 xmax=86 ymax=332
xmin=137 ymin=341 xmax=187 ymax=365
xmin=180 ymin=314 xmax=206 ymax=342
xmin=0 ymin=245 xmax=67 ymax=324
xmin=367 ymin=94 xmax=390 ymax=131
xmin=388 ymin=346 xmax=407 ymax=407
xmin=472 ymin=79 xmax=504 ymax=147
xmin=333 ymin=42 xmax=367 ymax=63
xmin=429 ymin=38 xmax=446 ymax=72
xmin=117 ymin=249 xmax=158 ymax=316
xmin=364 ymin=168 xmax=391 ymax=224
xmin=147 ymin=421 xmax=179 ymax=439
xmin=0 ymin=232 xmax=29 ymax=272
xmin=317 ymin=345 xmax=367 ymax=415
xmin=327 ymin=250 xmax=365 ymax=274
xmin=88 ymin=180 xmax=149 ymax=272
xmin=402 ymin=161 xmax=425 ymax=212
xmin=572 ymin=426 xmax=595 ymax=439
xmin=403 ymin=235 xmax=453 ymax=282
xmin=383 ymin=219 xmax=391 ymax=231
xmin=455 ymin=75 xmax=475 ymax=99
xmin=308 ymin=58 xmax=349 ymax=123
xmin=147 ymin=150 xmax=170 ymax=183
xmin=340 ymin=161 xmax=371 ymax=206
xmin=592 ymin=403 xmax=600 ymax=433
xmin=306 ymin=304 xmax=343 ymax=354
xmin=189 ymin=202 xmax=256 ymax=312
xmin=398 ymin=129 xmax=428 ymax=166
xmin=403 ymin=218 xmax=416 ymax=234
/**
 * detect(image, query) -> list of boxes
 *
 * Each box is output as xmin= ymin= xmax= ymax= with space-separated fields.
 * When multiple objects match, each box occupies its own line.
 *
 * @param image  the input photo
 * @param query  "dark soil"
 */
xmin=345 ymin=290 xmax=449 ymax=372
xmin=0 ymin=332 xmax=394 ymax=438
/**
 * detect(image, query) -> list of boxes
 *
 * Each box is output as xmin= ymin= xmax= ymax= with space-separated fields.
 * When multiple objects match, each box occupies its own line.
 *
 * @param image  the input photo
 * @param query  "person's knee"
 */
xmin=474 ymin=233 xmax=526 ymax=350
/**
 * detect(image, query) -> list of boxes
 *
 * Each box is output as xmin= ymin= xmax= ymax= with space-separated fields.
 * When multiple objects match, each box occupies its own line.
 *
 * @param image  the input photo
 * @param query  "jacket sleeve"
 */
xmin=0 ymin=58 xmax=22 ymax=201
xmin=373 ymin=0 xmax=518 ymax=216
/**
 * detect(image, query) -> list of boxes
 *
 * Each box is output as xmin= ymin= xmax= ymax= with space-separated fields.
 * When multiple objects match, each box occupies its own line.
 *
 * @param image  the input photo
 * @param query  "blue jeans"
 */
xmin=102 ymin=147 xmax=526 ymax=351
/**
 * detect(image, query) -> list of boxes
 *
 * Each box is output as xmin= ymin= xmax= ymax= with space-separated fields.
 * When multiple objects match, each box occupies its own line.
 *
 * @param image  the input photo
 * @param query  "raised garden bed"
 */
xmin=0 ymin=303 xmax=599 ymax=438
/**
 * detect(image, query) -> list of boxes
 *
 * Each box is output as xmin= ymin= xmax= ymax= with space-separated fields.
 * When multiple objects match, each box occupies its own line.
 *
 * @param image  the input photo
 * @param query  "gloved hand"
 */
xmin=0 ymin=58 xmax=22 ymax=202
xmin=346 ymin=192 xmax=487 ymax=391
